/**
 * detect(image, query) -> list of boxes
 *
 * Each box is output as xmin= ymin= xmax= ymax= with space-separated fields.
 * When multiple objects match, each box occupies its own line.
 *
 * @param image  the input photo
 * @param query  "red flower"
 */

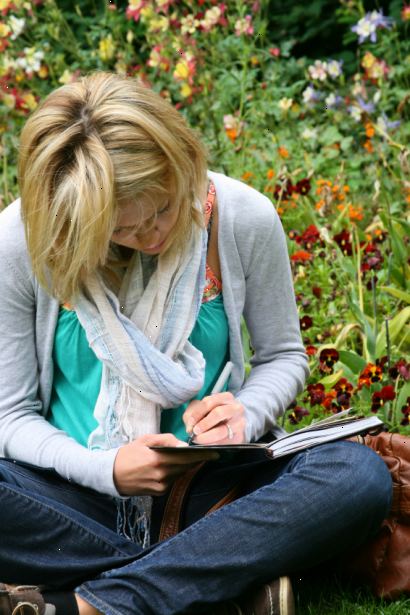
xmin=306 ymin=383 xmax=325 ymax=405
xmin=312 ymin=286 xmax=322 ymax=299
xmin=333 ymin=230 xmax=352 ymax=256
xmin=333 ymin=378 xmax=354 ymax=409
xmin=300 ymin=315 xmax=313 ymax=330
xmin=361 ymin=243 xmax=383 ymax=273
xmin=371 ymin=385 xmax=396 ymax=412
xmin=358 ymin=363 xmax=383 ymax=388
xmin=291 ymin=250 xmax=313 ymax=264
xmin=305 ymin=345 xmax=317 ymax=356
xmin=389 ymin=359 xmax=410 ymax=381
xmin=296 ymin=224 xmax=321 ymax=249
xmin=294 ymin=178 xmax=311 ymax=195
xmin=400 ymin=397 xmax=410 ymax=426
xmin=289 ymin=405 xmax=310 ymax=425
xmin=319 ymin=348 xmax=339 ymax=373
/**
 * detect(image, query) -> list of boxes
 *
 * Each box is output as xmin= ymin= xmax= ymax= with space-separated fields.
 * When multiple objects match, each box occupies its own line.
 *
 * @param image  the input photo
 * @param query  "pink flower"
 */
xmin=234 ymin=15 xmax=254 ymax=36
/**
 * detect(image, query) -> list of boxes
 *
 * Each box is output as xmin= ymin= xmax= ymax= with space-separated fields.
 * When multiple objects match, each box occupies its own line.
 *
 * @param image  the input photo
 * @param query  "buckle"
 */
xmin=11 ymin=602 xmax=39 ymax=615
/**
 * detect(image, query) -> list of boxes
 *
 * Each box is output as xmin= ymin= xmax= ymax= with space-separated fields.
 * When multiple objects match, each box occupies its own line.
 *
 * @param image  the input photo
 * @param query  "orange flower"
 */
xmin=363 ymin=139 xmax=374 ymax=153
xmin=278 ymin=146 xmax=289 ymax=159
xmin=365 ymin=122 xmax=375 ymax=138
xmin=225 ymin=128 xmax=238 ymax=142
xmin=291 ymin=250 xmax=313 ymax=263
xmin=266 ymin=168 xmax=275 ymax=179
xmin=348 ymin=204 xmax=364 ymax=221
xmin=242 ymin=171 xmax=254 ymax=181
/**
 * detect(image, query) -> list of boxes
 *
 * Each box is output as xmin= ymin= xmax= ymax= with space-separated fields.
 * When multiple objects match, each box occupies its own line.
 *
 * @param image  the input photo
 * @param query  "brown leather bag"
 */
xmin=345 ymin=431 xmax=410 ymax=599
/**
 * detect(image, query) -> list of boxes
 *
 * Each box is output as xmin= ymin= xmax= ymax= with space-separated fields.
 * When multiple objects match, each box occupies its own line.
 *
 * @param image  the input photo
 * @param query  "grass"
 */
xmin=294 ymin=572 xmax=410 ymax=614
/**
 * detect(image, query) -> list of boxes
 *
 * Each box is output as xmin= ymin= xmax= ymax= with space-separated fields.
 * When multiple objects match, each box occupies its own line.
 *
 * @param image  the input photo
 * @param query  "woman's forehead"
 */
xmin=116 ymin=194 xmax=168 ymax=227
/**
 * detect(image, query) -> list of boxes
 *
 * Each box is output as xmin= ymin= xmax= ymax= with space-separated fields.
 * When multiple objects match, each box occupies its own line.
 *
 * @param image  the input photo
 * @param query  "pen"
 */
xmin=188 ymin=361 xmax=234 ymax=445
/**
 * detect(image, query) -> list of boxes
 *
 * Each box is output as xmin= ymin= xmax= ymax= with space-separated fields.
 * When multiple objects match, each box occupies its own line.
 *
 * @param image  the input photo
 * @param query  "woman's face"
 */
xmin=110 ymin=194 xmax=180 ymax=255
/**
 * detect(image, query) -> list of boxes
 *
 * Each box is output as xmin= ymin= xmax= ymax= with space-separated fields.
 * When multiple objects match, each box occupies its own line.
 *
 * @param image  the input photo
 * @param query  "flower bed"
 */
xmin=1 ymin=0 xmax=409 ymax=433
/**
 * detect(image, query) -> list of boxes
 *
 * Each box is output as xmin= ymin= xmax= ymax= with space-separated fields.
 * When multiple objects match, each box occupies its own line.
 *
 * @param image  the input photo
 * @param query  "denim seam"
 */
xmin=75 ymin=587 xmax=124 ymax=615
xmin=0 ymin=483 xmax=134 ymax=559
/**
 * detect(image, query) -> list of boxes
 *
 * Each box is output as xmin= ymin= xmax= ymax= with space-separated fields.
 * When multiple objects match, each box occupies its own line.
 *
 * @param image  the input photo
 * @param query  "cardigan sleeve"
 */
xmin=235 ymin=199 xmax=309 ymax=441
xmin=0 ymin=209 xmax=120 ymax=497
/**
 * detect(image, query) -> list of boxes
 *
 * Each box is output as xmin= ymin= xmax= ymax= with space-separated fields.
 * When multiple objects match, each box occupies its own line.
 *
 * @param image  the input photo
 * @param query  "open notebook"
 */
xmin=151 ymin=412 xmax=384 ymax=459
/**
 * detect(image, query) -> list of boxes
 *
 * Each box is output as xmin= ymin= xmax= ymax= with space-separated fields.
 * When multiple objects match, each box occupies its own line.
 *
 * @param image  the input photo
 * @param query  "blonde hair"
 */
xmin=18 ymin=72 xmax=208 ymax=302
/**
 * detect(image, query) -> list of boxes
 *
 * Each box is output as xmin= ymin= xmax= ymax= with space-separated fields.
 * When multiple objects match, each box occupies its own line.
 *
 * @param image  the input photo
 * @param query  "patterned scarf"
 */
xmin=74 ymin=207 xmax=207 ymax=547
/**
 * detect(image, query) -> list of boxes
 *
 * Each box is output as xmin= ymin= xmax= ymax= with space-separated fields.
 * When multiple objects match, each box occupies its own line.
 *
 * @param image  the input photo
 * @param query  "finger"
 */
xmin=193 ymin=416 xmax=246 ymax=445
xmin=193 ymin=402 xmax=242 ymax=436
xmin=184 ymin=393 xmax=235 ymax=433
xmin=137 ymin=433 xmax=188 ymax=447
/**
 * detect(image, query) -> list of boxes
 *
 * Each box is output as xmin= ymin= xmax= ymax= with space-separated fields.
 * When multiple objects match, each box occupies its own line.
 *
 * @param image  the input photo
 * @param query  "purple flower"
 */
xmin=352 ymin=10 xmax=394 ymax=44
xmin=377 ymin=113 xmax=401 ymax=132
xmin=357 ymin=97 xmax=375 ymax=113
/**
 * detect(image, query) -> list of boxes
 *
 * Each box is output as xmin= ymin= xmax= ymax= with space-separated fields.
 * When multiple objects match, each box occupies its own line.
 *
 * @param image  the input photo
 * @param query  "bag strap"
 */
xmin=159 ymin=462 xmax=241 ymax=541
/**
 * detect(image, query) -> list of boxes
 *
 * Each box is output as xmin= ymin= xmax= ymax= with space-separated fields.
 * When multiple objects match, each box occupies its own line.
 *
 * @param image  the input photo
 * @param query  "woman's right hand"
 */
xmin=113 ymin=433 xmax=219 ymax=496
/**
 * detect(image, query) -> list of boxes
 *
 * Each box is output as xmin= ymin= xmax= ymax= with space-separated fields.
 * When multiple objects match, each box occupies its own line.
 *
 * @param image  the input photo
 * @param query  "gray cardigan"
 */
xmin=0 ymin=170 xmax=309 ymax=497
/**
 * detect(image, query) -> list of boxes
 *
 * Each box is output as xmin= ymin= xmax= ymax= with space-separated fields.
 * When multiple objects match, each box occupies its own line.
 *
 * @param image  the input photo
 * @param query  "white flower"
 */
xmin=302 ymin=86 xmax=318 ymax=104
xmin=16 ymin=47 xmax=44 ymax=74
xmin=373 ymin=90 xmax=381 ymax=104
xmin=278 ymin=97 xmax=293 ymax=111
xmin=349 ymin=106 xmax=362 ymax=122
xmin=8 ymin=16 xmax=25 ymax=40
xmin=325 ymin=93 xmax=337 ymax=108
xmin=180 ymin=14 xmax=200 ymax=35
xmin=308 ymin=60 xmax=328 ymax=81
xmin=326 ymin=60 xmax=342 ymax=78
xmin=301 ymin=127 xmax=317 ymax=140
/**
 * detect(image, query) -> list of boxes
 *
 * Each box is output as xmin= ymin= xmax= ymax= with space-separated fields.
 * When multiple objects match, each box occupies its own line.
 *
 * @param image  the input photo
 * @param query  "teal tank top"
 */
xmin=48 ymin=294 xmax=230 ymax=446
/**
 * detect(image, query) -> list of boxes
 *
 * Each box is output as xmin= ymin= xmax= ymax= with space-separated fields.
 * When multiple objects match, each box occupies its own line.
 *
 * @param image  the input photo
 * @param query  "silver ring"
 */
xmin=226 ymin=422 xmax=234 ymax=440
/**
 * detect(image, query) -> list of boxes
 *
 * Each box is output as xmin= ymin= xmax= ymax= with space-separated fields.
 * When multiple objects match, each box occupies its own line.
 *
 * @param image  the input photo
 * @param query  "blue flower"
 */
xmin=357 ymin=97 xmax=375 ymax=113
xmin=352 ymin=10 xmax=394 ymax=44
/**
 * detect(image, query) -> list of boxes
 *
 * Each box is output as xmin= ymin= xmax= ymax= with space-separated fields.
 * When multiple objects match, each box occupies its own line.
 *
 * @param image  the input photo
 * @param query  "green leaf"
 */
xmin=319 ymin=369 xmax=344 ymax=388
xmin=376 ymin=306 xmax=410 ymax=357
xmin=338 ymin=350 xmax=367 ymax=374
xmin=379 ymin=286 xmax=410 ymax=305
xmin=319 ymin=126 xmax=343 ymax=146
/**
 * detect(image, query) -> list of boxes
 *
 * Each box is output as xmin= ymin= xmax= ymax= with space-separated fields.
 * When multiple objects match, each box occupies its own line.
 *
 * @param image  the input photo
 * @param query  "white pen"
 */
xmin=188 ymin=361 xmax=234 ymax=445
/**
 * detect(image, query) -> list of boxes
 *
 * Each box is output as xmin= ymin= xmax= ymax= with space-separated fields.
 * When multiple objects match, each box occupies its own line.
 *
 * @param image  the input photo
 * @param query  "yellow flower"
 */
xmin=38 ymin=65 xmax=49 ymax=79
xmin=140 ymin=6 xmax=155 ymax=21
xmin=99 ymin=34 xmax=115 ymax=62
xmin=2 ymin=92 xmax=15 ymax=108
xmin=58 ymin=69 xmax=71 ymax=84
xmin=148 ymin=15 xmax=169 ymax=32
xmin=115 ymin=59 xmax=127 ymax=75
xmin=0 ymin=23 xmax=11 ymax=38
xmin=126 ymin=30 xmax=134 ymax=44
xmin=362 ymin=51 xmax=375 ymax=69
xmin=174 ymin=59 xmax=189 ymax=80
xmin=180 ymin=82 xmax=192 ymax=98
xmin=278 ymin=97 xmax=293 ymax=111
xmin=0 ymin=0 xmax=11 ymax=9
xmin=22 ymin=93 xmax=37 ymax=111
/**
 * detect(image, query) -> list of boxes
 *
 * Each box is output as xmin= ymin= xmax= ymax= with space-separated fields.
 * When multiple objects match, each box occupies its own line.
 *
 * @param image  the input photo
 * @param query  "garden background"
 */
xmin=1 ymin=0 xmax=410 ymax=612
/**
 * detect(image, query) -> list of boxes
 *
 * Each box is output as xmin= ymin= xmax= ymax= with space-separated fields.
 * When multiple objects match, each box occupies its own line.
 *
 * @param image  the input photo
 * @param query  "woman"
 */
xmin=0 ymin=72 xmax=391 ymax=615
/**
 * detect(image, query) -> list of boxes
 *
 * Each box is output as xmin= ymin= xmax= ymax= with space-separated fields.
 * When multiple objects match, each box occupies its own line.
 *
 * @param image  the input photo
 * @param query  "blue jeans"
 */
xmin=0 ymin=441 xmax=392 ymax=614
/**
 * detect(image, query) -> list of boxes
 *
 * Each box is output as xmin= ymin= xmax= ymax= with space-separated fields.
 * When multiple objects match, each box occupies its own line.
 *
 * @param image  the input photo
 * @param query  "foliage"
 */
xmin=0 ymin=0 xmax=409 ymax=435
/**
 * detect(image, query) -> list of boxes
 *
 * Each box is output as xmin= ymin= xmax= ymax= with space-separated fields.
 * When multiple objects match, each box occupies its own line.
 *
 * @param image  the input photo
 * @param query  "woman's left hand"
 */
xmin=183 ymin=392 xmax=246 ymax=444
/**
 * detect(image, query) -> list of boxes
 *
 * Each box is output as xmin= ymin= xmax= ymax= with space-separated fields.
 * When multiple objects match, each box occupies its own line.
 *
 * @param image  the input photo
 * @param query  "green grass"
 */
xmin=294 ymin=572 xmax=410 ymax=614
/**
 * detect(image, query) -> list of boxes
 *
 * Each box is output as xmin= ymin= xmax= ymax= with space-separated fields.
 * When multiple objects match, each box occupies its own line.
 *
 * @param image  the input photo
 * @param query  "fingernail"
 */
xmin=193 ymin=425 xmax=201 ymax=435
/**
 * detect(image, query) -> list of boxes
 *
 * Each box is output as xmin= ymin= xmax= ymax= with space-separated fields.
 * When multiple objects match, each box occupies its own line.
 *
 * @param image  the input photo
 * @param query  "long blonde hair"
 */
xmin=18 ymin=72 xmax=208 ymax=302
